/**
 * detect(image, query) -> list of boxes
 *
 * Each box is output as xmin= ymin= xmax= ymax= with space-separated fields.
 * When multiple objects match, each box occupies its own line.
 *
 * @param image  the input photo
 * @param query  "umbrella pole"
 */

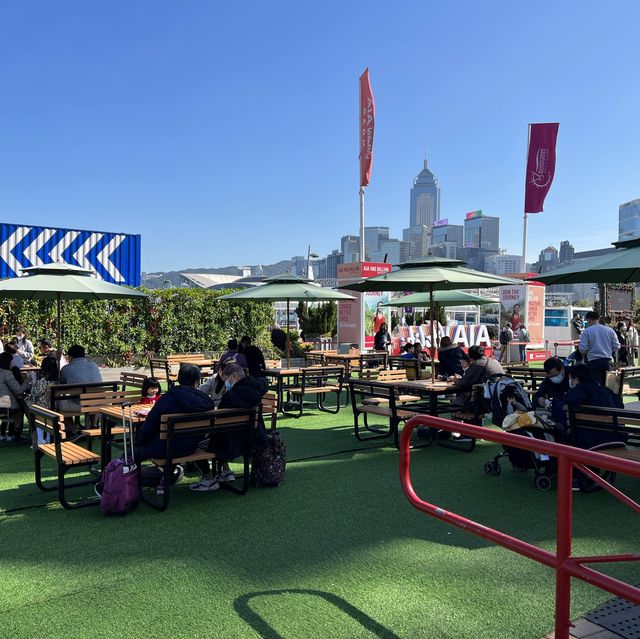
xmin=429 ymin=286 xmax=436 ymax=383
xmin=56 ymin=292 xmax=62 ymax=359
xmin=286 ymin=298 xmax=291 ymax=368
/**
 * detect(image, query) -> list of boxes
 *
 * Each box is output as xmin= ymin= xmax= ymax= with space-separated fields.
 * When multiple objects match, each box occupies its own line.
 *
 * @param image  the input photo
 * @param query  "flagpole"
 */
xmin=521 ymin=124 xmax=532 ymax=273
xmin=359 ymin=186 xmax=365 ymax=351
xmin=521 ymin=211 xmax=528 ymax=273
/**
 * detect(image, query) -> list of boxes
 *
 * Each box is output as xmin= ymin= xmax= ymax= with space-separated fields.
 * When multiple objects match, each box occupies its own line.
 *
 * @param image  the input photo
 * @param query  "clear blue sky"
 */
xmin=1 ymin=1 xmax=639 ymax=273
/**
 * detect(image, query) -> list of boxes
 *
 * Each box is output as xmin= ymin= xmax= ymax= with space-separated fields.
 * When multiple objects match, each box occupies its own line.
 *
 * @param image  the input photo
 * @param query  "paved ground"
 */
xmin=98 ymin=365 xmax=150 ymax=382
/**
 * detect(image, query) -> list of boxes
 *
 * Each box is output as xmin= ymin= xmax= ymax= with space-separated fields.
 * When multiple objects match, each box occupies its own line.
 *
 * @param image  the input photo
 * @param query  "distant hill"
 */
xmin=142 ymin=260 xmax=293 ymax=289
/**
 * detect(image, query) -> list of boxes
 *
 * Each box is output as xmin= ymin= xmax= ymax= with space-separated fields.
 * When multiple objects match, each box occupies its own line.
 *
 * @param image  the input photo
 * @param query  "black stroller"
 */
xmin=482 ymin=375 xmax=558 ymax=490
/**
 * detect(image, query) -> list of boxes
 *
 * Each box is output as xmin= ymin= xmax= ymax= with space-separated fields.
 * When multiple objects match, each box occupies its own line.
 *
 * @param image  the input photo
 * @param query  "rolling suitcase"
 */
xmin=97 ymin=402 xmax=140 ymax=516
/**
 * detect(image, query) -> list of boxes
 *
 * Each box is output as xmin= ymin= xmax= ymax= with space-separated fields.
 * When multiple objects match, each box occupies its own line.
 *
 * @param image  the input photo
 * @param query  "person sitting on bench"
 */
xmin=190 ymin=364 xmax=267 ymax=492
xmin=438 ymin=336 xmax=464 ymax=377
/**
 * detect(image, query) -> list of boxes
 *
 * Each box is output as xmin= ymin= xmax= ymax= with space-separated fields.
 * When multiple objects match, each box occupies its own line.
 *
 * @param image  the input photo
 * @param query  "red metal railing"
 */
xmin=399 ymin=416 xmax=640 ymax=639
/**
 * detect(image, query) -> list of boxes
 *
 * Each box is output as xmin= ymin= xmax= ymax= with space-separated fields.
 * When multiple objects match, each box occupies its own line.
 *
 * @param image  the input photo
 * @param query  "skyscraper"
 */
xmin=619 ymin=199 xmax=640 ymax=241
xmin=340 ymin=234 xmax=360 ymax=263
xmin=559 ymin=240 xmax=575 ymax=264
xmin=403 ymin=157 xmax=440 ymax=260
xmin=364 ymin=226 xmax=389 ymax=260
xmin=463 ymin=211 xmax=499 ymax=250
xmin=409 ymin=159 xmax=440 ymax=228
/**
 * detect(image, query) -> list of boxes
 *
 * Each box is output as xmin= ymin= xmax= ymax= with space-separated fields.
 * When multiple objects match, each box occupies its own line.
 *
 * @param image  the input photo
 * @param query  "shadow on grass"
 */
xmin=233 ymin=589 xmax=401 ymax=639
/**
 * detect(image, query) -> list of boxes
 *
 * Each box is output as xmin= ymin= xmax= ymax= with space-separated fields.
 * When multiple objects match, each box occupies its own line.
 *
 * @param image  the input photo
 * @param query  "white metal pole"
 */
xmin=359 ymin=186 xmax=366 ymax=351
xmin=521 ymin=212 xmax=529 ymax=273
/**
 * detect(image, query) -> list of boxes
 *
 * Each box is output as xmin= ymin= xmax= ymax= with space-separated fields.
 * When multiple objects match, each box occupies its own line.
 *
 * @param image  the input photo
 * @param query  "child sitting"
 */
xmin=140 ymin=377 xmax=162 ymax=405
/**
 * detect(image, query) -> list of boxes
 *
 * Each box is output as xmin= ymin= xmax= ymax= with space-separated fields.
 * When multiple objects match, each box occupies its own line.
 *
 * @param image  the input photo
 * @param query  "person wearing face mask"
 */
xmin=135 ymin=364 xmax=215 ymax=462
xmin=534 ymin=357 xmax=570 ymax=410
xmin=190 ymin=364 xmax=268 ymax=492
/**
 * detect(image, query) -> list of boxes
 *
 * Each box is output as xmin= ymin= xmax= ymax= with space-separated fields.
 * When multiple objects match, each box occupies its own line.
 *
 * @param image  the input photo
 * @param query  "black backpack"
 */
xmin=499 ymin=329 xmax=509 ymax=345
xmin=250 ymin=430 xmax=286 ymax=487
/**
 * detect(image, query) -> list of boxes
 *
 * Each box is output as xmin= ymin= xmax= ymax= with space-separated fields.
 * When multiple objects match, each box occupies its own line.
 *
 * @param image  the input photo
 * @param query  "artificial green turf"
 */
xmin=1 ymin=401 xmax=638 ymax=639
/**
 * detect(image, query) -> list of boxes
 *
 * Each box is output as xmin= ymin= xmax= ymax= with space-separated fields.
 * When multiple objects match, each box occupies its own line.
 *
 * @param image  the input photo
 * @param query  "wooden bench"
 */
xmin=304 ymin=352 xmax=325 ymax=366
xmin=504 ymin=367 xmax=548 ymax=394
xmin=286 ymin=367 xmax=344 ymax=418
xmin=349 ymin=379 xmax=429 ymax=449
xmin=617 ymin=367 xmax=640 ymax=397
xmin=77 ymin=389 xmax=143 ymax=447
xmin=569 ymin=406 xmax=640 ymax=450
xmin=142 ymin=407 xmax=258 ymax=511
xmin=262 ymin=393 xmax=278 ymax=430
xmin=149 ymin=358 xmax=177 ymax=388
xmin=358 ymin=369 xmax=422 ymax=405
xmin=120 ymin=372 xmax=148 ymax=391
xmin=29 ymin=405 xmax=100 ymax=509
xmin=350 ymin=352 xmax=388 ymax=376
xmin=264 ymin=359 xmax=280 ymax=369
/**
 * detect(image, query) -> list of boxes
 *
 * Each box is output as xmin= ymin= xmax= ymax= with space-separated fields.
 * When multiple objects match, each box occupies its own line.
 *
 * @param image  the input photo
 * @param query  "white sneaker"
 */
xmin=216 ymin=470 xmax=236 ymax=483
xmin=189 ymin=477 xmax=220 ymax=492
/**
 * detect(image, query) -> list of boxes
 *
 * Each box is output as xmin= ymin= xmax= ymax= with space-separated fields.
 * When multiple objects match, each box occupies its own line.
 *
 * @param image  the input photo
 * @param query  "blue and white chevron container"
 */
xmin=0 ymin=224 xmax=141 ymax=286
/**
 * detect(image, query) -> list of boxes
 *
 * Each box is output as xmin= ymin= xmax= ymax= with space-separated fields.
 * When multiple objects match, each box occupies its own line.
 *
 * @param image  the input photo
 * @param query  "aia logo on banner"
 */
xmin=530 ymin=147 xmax=552 ymax=189
xmin=361 ymin=98 xmax=373 ymax=161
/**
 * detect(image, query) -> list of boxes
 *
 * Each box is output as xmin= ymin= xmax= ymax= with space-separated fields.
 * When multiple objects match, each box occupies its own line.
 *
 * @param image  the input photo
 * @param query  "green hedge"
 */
xmin=0 ymin=288 xmax=274 ymax=358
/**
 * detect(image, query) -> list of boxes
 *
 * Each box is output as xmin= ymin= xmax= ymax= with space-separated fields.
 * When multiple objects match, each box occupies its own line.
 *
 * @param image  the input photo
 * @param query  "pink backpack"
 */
xmin=99 ymin=404 xmax=139 ymax=516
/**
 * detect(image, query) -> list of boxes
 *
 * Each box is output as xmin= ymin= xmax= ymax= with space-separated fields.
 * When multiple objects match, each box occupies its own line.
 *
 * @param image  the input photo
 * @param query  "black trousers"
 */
xmin=586 ymin=358 xmax=612 ymax=385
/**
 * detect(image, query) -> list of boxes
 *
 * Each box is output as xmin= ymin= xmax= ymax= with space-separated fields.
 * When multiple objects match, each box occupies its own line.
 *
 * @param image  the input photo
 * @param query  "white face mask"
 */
xmin=569 ymin=379 xmax=578 ymax=388
xmin=549 ymin=373 xmax=564 ymax=384
xmin=224 ymin=379 xmax=233 ymax=392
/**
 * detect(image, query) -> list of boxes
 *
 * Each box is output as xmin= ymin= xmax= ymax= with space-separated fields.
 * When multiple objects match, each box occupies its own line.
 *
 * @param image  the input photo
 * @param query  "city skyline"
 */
xmin=1 ymin=2 xmax=638 ymax=273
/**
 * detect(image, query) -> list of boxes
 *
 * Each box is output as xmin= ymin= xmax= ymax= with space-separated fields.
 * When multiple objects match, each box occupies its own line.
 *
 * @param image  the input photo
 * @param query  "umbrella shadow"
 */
xmin=233 ymin=589 xmax=402 ymax=639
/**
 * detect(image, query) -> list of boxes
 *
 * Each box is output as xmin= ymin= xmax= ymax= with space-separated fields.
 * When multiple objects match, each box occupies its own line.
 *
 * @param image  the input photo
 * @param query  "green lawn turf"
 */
xmin=1 ymin=398 xmax=638 ymax=639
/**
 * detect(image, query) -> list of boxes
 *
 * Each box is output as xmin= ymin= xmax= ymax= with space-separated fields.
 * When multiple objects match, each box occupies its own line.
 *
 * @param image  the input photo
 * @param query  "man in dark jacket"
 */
xmin=437 ymin=336 xmax=464 ymax=377
xmin=190 ymin=364 xmax=267 ymax=492
xmin=240 ymin=335 xmax=266 ymax=377
xmin=534 ymin=357 xmax=570 ymax=409
xmin=136 ymin=364 xmax=215 ymax=460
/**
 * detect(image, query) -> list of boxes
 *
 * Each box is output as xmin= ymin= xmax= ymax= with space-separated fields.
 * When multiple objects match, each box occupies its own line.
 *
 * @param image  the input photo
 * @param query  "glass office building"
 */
xmin=619 ymin=199 xmax=640 ymax=241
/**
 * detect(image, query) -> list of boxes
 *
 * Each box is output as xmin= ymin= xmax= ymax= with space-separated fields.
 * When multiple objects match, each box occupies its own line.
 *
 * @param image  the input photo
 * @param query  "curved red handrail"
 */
xmin=399 ymin=415 xmax=640 ymax=639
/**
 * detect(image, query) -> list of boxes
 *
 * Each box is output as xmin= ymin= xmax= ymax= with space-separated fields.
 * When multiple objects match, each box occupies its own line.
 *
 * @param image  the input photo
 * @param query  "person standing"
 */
xmin=615 ymin=321 xmax=629 ymax=366
xmin=374 ymin=322 xmax=391 ymax=354
xmin=240 ymin=335 xmax=266 ymax=377
xmin=570 ymin=313 xmax=585 ymax=342
xmin=578 ymin=311 xmax=620 ymax=383
xmin=518 ymin=324 xmax=530 ymax=362
xmin=498 ymin=322 xmax=514 ymax=363
xmin=626 ymin=318 xmax=639 ymax=366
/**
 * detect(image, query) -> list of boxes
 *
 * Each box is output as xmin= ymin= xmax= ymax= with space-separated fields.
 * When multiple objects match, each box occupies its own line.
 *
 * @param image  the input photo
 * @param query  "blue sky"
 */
xmin=1 ymin=1 xmax=639 ymax=273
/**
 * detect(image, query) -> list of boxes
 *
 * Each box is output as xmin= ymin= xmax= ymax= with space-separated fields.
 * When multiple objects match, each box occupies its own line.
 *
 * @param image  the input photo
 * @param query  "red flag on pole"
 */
xmin=359 ymin=69 xmax=375 ymax=188
xmin=524 ymin=123 xmax=559 ymax=213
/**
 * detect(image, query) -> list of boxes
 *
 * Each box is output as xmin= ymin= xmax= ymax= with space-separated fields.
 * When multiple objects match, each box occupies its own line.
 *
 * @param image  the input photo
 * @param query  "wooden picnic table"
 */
xmin=376 ymin=378 xmax=459 ymax=416
xmin=98 ymin=403 xmax=150 ymax=465
xmin=321 ymin=353 xmax=360 ymax=376
xmin=265 ymin=366 xmax=340 ymax=413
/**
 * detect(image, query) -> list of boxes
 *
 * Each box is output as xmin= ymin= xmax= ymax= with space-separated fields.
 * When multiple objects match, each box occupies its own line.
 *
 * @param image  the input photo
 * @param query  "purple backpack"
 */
xmin=99 ymin=404 xmax=139 ymax=516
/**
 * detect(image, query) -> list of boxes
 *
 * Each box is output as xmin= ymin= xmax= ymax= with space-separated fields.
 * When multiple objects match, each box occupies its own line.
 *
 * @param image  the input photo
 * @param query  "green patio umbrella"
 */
xmin=218 ymin=273 xmax=355 ymax=365
xmin=530 ymin=237 xmax=640 ymax=285
xmin=383 ymin=290 xmax=496 ymax=308
xmin=0 ymin=263 xmax=148 ymax=349
xmin=341 ymin=256 xmax=523 ymax=381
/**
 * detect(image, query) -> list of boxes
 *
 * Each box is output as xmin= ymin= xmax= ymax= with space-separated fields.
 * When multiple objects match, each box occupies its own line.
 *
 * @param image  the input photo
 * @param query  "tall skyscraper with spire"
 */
xmin=403 ymin=156 xmax=440 ymax=260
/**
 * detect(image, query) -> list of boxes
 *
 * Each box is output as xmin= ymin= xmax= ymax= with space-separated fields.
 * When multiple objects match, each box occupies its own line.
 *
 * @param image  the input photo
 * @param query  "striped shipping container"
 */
xmin=0 ymin=223 xmax=141 ymax=286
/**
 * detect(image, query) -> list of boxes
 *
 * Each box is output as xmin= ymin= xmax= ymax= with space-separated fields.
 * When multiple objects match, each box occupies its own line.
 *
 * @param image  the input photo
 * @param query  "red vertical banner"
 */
xmin=359 ymin=69 xmax=375 ymax=187
xmin=524 ymin=123 xmax=559 ymax=213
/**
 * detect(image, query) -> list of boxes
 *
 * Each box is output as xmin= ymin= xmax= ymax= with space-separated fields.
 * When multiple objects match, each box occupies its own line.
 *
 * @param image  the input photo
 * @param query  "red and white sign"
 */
xmin=359 ymin=69 xmax=375 ymax=188
xmin=337 ymin=261 xmax=392 ymax=348
xmin=524 ymin=123 xmax=559 ymax=214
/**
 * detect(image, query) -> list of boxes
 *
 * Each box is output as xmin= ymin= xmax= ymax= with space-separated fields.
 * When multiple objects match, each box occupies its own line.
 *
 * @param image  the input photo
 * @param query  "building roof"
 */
xmin=179 ymin=273 xmax=242 ymax=288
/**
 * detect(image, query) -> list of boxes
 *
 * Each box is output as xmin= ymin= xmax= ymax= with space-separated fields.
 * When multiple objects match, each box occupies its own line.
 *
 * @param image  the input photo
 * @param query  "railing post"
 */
xmin=555 ymin=456 xmax=573 ymax=639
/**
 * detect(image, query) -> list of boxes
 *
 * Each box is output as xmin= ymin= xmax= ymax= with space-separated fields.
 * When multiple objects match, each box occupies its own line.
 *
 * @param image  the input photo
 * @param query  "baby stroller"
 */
xmin=483 ymin=375 xmax=557 ymax=490
xmin=484 ymin=374 xmax=533 ymax=428
xmin=484 ymin=411 xmax=558 ymax=490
